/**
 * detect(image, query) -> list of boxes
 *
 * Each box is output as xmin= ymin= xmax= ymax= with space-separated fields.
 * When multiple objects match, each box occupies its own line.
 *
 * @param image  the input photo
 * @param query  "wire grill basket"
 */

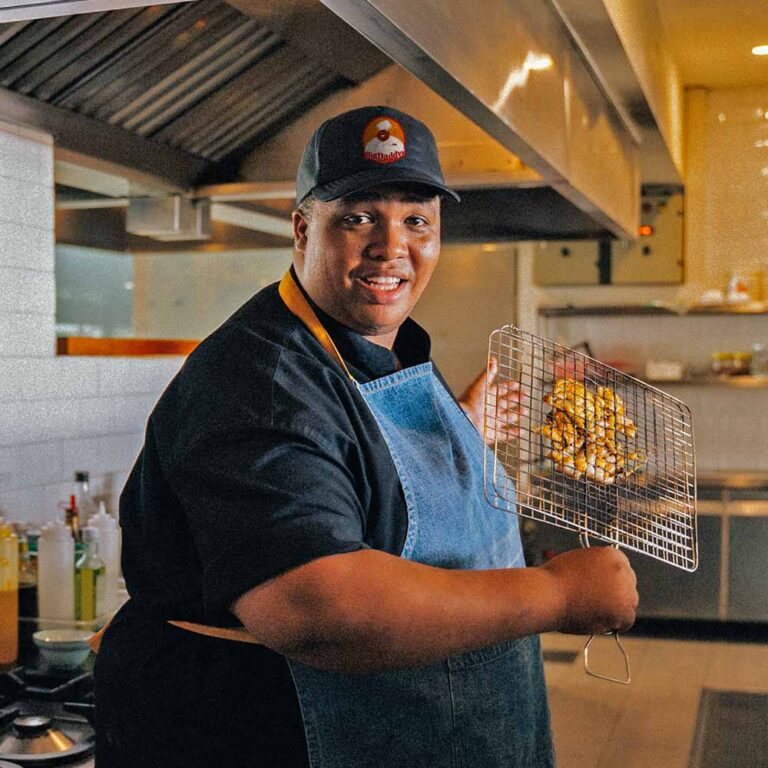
xmin=484 ymin=326 xmax=698 ymax=572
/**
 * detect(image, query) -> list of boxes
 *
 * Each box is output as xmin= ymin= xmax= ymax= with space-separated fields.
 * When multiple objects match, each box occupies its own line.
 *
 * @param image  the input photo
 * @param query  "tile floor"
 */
xmin=541 ymin=631 xmax=768 ymax=768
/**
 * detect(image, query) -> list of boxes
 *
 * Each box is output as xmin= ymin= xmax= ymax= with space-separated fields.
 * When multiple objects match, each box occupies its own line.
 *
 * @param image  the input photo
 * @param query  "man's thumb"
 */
xmin=487 ymin=356 xmax=498 ymax=383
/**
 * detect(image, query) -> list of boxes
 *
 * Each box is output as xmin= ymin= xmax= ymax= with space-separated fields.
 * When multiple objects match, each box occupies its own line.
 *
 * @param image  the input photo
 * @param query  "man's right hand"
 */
xmin=539 ymin=548 xmax=638 ymax=635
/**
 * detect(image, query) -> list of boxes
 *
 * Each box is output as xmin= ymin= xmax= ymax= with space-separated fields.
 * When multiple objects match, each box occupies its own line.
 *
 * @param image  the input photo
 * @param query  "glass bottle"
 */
xmin=751 ymin=343 xmax=768 ymax=376
xmin=63 ymin=494 xmax=81 ymax=543
xmin=17 ymin=530 xmax=37 ymax=657
xmin=74 ymin=472 xmax=98 ymax=520
xmin=75 ymin=527 xmax=105 ymax=622
xmin=0 ymin=518 xmax=19 ymax=669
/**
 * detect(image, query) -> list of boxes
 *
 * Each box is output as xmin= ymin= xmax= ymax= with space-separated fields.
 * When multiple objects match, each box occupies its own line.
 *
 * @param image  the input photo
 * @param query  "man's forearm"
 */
xmin=232 ymin=547 xmax=636 ymax=673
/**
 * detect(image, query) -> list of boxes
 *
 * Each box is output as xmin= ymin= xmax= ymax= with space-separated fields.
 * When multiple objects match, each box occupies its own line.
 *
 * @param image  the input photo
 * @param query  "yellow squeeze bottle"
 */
xmin=0 ymin=518 xmax=19 ymax=669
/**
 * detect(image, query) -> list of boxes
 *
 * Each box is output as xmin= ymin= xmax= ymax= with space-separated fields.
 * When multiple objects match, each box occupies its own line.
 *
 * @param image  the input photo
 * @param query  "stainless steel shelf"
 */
xmin=645 ymin=376 xmax=768 ymax=388
xmin=539 ymin=304 xmax=768 ymax=317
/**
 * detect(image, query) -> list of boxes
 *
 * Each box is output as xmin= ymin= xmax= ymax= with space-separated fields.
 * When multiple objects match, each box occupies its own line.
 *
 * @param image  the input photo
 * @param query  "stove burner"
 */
xmin=13 ymin=716 xmax=52 ymax=736
xmin=0 ymin=715 xmax=92 ymax=764
xmin=0 ymin=669 xmax=94 ymax=766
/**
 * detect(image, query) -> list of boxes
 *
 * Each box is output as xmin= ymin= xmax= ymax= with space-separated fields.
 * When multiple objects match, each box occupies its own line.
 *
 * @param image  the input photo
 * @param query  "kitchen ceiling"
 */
xmin=0 ymin=0 xmax=378 ymax=170
xmin=656 ymin=0 xmax=768 ymax=88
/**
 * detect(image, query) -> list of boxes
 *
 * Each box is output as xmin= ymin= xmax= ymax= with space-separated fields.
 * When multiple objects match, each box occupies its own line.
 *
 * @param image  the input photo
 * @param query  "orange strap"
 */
xmin=91 ymin=272 xmax=356 ymax=652
xmin=88 ymin=615 xmax=262 ymax=652
xmin=167 ymin=620 xmax=261 ymax=644
xmin=278 ymin=270 xmax=357 ymax=383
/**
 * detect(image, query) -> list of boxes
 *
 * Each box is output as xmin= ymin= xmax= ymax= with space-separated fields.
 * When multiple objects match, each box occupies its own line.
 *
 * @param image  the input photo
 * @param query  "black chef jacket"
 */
xmin=94 ymin=270 xmax=441 ymax=768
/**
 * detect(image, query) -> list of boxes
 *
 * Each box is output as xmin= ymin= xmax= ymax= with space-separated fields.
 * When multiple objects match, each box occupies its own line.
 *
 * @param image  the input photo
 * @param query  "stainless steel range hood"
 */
xmin=316 ymin=0 xmax=641 ymax=238
xmin=226 ymin=0 xmax=645 ymax=240
xmin=0 ymin=0 xmax=664 ymax=242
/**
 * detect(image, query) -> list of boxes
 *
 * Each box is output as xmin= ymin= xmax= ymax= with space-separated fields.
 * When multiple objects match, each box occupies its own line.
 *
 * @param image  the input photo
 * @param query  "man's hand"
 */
xmin=540 ymin=548 xmax=638 ymax=635
xmin=458 ymin=356 xmax=527 ymax=445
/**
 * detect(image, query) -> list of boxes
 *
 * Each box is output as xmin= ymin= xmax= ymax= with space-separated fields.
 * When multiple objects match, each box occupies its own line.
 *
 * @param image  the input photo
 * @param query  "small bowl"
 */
xmin=33 ymin=629 xmax=93 ymax=670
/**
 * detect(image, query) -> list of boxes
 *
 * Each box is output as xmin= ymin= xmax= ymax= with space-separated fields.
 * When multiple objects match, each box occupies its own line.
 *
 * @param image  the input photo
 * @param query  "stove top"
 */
xmin=0 ymin=667 xmax=94 ymax=767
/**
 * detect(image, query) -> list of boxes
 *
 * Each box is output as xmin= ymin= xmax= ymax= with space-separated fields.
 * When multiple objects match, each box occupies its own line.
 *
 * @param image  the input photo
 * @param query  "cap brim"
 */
xmin=311 ymin=167 xmax=461 ymax=203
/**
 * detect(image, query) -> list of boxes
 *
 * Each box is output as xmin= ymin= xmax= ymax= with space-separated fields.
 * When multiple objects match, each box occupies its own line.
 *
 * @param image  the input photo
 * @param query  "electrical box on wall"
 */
xmin=533 ymin=188 xmax=684 ymax=286
xmin=127 ymin=196 xmax=211 ymax=241
xmin=532 ymin=240 xmax=601 ymax=286
xmin=612 ymin=189 xmax=684 ymax=285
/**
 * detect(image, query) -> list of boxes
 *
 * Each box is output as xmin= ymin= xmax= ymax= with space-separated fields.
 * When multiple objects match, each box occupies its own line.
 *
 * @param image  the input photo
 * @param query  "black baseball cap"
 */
xmin=296 ymin=106 xmax=460 ymax=204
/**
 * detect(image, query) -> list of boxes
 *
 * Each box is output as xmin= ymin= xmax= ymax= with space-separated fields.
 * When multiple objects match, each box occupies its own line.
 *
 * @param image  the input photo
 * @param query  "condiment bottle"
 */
xmin=731 ymin=352 xmax=752 ymax=376
xmin=0 ymin=518 xmax=19 ymax=669
xmin=73 ymin=471 xmax=98 ymax=519
xmin=88 ymin=502 xmax=120 ymax=614
xmin=711 ymin=352 xmax=733 ymax=376
xmin=38 ymin=521 xmax=75 ymax=627
xmin=63 ymin=494 xmax=81 ymax=543
xmin=752 ymin=343 xmax=768 ymax=377
xmin=17 ymin=530 xmax=38 ymax=655
xmin=75 ymin=527 xmax=105 ymax=622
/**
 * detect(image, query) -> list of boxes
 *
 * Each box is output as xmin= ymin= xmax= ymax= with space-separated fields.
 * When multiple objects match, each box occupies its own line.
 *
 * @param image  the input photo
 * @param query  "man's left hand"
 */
xmin=458 ymin=357 xmax=527 ymax=445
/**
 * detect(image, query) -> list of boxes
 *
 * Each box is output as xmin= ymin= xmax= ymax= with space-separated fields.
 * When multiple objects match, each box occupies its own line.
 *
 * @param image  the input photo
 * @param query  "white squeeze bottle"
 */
xmin=88 ymin=502 xmax=120 ymax=614
xmin=38 ymin=521 xmax=75 ymax=626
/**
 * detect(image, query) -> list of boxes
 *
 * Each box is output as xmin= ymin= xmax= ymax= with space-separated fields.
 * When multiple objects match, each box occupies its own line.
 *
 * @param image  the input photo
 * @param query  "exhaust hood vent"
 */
xmin=127 ymin=196 xmax=211 ymax=241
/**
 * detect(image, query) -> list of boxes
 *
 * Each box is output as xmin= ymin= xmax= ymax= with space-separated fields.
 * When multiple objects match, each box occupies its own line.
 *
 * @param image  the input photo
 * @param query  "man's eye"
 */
xmin=406 ymin=216 xmax=429 ymax=226
xmin=342 ymin=214 xmax=373 ymax=225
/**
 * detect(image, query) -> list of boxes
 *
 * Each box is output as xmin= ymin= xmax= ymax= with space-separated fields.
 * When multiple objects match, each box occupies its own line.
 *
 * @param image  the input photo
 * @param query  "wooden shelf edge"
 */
xmin=57 ymin=337 xmax=199 ymax=357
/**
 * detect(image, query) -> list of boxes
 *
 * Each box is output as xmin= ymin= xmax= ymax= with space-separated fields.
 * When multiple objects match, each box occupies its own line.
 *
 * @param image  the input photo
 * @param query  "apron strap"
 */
xmin=167 ymin=620 xmax=261 ymax=644
xmin=88 ymin=613 xmax=262 ymax=653
xmin=278 ymin=270 xmax=357 ymax=384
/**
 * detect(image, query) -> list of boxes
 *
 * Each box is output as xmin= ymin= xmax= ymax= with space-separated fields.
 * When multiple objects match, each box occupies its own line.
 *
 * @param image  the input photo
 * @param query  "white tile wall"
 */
xmin=0 ymin=126 xmax=183 ymax=525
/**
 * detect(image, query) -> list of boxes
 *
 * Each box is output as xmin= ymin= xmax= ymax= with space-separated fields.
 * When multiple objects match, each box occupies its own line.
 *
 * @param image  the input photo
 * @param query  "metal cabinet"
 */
xmin=727 ymin=508 xmax=768 ymax=621
xmin=628 ymin=515 xmax=721 ymax=619
xmin=526 ymin=494 xmax=768 ymax=622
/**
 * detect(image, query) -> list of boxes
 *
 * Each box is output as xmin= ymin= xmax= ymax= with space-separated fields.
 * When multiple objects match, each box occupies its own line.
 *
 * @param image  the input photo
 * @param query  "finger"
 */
xmin=494 ymin=381 xmax=526 ymax=401
xmin=495 ymin=402 xmax=529 ymax=419
xmin=486 ymin=356 xmax=499 ymax=385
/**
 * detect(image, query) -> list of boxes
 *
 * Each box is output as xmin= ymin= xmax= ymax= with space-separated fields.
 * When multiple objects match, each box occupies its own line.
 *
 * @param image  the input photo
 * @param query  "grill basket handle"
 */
xmin=579 ymin=532 xmax=632 ymax=685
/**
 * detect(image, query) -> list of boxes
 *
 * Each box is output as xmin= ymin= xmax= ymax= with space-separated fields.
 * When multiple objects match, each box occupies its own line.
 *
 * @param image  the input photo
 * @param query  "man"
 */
xmin=95 ymin=106 xmax=637 ymax=768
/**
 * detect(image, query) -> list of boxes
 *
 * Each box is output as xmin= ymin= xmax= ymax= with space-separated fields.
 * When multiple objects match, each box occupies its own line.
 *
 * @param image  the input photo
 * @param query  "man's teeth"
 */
xmin=362 ymin=276 xmax=402 ymax=290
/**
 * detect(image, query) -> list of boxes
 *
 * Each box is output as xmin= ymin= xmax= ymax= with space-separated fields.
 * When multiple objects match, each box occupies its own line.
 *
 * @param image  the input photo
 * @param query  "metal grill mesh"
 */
xmin=484 ymin=326 xmax=698 ymax=571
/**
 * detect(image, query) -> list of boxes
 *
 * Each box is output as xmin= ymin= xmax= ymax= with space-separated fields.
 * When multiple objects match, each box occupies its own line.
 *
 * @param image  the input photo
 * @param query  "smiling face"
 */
xmin=292 ymin=187 xmax=441 ymax=348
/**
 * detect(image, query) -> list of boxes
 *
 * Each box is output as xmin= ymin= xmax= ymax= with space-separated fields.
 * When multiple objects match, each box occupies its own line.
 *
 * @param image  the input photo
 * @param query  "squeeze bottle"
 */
xmin=38 ymin=521 xmax=75 ymax=626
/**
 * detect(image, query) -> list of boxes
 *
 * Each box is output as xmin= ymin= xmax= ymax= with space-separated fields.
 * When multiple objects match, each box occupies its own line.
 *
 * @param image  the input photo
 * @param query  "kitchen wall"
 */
xmin=132 ymin=242 xmax=518 ymax=396
xmin=132 ymin=248 xmax=292 ymax=339
xmin=518 ymin=84 xmax=768 ymax=471
xmin=412 ymin=243 xmax=517 ymax=394
xmin=0 ymin=122 xmax=182 ymax=526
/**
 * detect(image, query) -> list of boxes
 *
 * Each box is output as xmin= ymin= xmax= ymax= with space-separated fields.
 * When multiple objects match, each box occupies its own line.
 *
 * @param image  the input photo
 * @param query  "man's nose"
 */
xmin=366 ymin=221 xmax=408 ymax=260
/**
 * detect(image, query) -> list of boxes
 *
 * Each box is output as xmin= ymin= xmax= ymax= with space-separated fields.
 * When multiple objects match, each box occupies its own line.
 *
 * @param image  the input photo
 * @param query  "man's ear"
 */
xmin=293 ymin=210 xmax=309 ymax=254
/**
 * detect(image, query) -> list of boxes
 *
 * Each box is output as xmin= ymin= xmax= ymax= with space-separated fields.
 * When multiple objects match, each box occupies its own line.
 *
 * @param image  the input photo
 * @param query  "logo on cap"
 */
xmin=362 ymin=116 xmax=406 ymax=164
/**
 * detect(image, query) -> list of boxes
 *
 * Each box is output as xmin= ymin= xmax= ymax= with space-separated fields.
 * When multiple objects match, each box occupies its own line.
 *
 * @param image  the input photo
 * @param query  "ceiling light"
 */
xmin=752 ymin=45 xmax=768 ymax=56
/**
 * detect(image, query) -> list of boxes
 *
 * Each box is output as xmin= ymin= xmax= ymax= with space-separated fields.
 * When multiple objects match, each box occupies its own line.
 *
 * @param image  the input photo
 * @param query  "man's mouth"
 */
xmin=359 ymin=275 xmax=405 ymax=292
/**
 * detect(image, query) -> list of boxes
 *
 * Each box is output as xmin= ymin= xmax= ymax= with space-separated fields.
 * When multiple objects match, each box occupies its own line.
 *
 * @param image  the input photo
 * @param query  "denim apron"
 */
xmin=279 ymin=272 xmax=555 ymax=768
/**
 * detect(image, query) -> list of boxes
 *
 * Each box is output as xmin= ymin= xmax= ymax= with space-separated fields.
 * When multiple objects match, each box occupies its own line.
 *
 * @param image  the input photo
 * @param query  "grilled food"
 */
xmin=538 ymin=378 xmax=646 ymax=484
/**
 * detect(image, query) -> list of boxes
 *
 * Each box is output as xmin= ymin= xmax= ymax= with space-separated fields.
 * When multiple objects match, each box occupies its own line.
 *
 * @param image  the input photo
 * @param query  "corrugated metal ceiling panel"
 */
xmin=0 ymin=1 xmax=347 ymax=164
